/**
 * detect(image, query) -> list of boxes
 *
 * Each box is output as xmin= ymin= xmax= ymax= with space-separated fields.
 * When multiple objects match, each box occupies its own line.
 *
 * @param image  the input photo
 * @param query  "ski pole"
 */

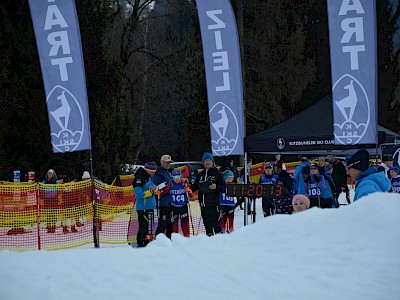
xmin=184 ymin=182 xmax=195 ymax=236
xmin=187 ymin=201 xmax=195 ymax=236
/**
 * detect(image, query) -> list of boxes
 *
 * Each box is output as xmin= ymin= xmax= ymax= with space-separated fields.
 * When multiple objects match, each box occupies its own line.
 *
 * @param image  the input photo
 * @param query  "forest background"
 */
xmin=1 ymin=0 xmax=399 ymax=182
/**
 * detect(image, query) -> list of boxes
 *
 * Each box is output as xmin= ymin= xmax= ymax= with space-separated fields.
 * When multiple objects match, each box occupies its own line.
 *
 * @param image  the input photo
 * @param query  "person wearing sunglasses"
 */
xmin=389 ymin=166 xmax=400 ymax=193
xmin=347 ymin=149 xmax=392 ymax=201
xmin=304 ymin=163 xmax=326 ymax=208
xmin=169 ymin=169 xmax=191 ymax=237
xmin=259 ymin=162 xmax=279 ymax=217
xmin=153 ymin=154 xmax=174 ymax=239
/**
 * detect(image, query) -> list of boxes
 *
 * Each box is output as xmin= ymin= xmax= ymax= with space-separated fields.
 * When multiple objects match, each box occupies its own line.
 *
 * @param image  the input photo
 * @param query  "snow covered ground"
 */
xmin=1 ymin=192 xmax=399 ymax=300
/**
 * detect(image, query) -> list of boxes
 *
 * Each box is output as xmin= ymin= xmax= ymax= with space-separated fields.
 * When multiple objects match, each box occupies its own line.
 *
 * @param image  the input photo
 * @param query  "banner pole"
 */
xmin=244 ymin=152 xmax=248 ymax=226
xmin=90 ymin=150 xmax=99 ymax=248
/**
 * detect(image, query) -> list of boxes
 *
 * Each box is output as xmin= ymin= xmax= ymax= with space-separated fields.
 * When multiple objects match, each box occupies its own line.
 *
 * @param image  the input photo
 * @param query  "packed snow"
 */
xmin=1 ymin=192 xmax=399 ymax=300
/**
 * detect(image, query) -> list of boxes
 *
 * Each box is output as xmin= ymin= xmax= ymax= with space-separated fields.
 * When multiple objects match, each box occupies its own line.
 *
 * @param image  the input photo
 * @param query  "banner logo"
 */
xmin=47 ymin=85 xmax=84 ymax=152
xmin=210 ymin=102 xmax=239 ymax=156
xmin=333 ymin=74 xmax=370 ymax=144
xmin=276 ymin=138 xmax=285 ymax=150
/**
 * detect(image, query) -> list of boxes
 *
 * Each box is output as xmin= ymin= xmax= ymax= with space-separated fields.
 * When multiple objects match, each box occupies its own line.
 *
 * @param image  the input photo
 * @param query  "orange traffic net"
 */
xmin=38 ymin=180 xmax=94 ymax=250
xmin=0 ymin=180 xmax=209 ymax=251
xmin=0 ymin=182 xmax=38 ymax=251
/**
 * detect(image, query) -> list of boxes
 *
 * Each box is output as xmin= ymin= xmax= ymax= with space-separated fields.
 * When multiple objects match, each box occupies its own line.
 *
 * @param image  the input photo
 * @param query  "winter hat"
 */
xmin=223 ymin=170 xmax=234 ymax=181
xmin=292 ymin=194 xmax=310 ymax=209
xmin=144 ymin=162 xmax=157 ymax=172
xmin=172 ymin=169 xmax=181 ymax=177
xmin=202 ymin=152 xmax=214 ymax=163
xmin=302 ymin=166 xmax=310 ymax=175
xmin=347 ymin=149 xmax=370 ymax=172
xmin=382 ymin=154 xmax=393 ymax=162
xmin=82 ymin=171 xmax=91 ymax=180
xmin=310 ymin=163 xmax=318 ymax=169
xmin=265 ymin=162 xmax=273 ymax=169
xmin=390 ymin=165 xmax=399 ymax=174
xmin=325 ymin=164 xmax=333 ymax=173
xmin=47 ymin=169 xmax=55 ymax=175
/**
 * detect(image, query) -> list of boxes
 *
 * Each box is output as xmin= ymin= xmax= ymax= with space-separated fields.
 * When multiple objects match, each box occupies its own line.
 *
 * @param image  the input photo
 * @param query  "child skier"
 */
xmin=170 ymin=169 xmax=191 ymax=237
xmin=389 ymin=166 xmax=400 ymax=193
xmin=219 ymin=170 xmax=236 ymax=233
xmin=132 ymin=162 xmax=157 ymax=247
xmin=259 ymin=162 xmax=279 ymax=217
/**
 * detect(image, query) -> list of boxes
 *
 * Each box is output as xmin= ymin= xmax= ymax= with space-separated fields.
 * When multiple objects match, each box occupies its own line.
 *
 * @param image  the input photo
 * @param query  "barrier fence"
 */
xmin=1 ymin=160 xmax=356 ymax=251
xmin=0 ymin=180 xmax=205 ymax=251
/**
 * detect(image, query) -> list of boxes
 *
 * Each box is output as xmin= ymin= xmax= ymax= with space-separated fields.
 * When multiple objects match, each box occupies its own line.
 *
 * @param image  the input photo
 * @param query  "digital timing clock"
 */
xmin=226 ymin=184 xmax=284 ymax=198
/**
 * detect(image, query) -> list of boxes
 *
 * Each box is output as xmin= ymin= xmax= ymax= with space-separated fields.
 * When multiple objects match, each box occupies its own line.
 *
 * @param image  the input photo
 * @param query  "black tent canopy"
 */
xmin=244 ymin=96 xmax=400 ymax=155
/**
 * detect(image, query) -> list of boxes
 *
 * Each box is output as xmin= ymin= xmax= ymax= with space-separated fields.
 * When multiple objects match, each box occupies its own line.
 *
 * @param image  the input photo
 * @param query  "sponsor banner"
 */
xmin=196 ymin=0 xmax=244 ymax=156
xmin=327 ymin=0 xmax=377 ymax=145
xmin=29 ymin=0 xmax=92 ymax=153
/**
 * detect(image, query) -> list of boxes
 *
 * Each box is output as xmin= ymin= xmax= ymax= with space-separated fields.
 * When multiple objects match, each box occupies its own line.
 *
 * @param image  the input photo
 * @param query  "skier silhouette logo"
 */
xmin=50 ymin=91 xmax=71 ymax=130
xmin=212 ymin=106 xmax=228 ymax=138
xmin=209 ymin=102 xmax=239 ymax=156
xmin=335 ymin=80 xmax=357 ymax=121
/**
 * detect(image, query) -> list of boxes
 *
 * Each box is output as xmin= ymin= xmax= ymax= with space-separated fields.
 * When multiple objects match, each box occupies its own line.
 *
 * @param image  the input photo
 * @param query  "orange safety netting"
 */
xmin=0 ymin=180 xmax=208 ymax=251
xmin=0 ymin=182 xmax=38 ymax=251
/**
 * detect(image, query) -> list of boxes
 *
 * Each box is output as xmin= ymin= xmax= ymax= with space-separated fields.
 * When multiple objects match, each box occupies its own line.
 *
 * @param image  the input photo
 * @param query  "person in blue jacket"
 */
xmin=347 ymin=149 xmax=392 ymax=201
xmin=259 ymin=162 xmax=279 ymax=217
xmin=170 ymin=169 xmax=191 ymax=237
xmin=389 ymin=166 xmax=400 ymax=193
xmin=305 ymin=163 xmax=326 ymax=208
xmin=219 ymin=170 xmax=236 ymax=233
xmin=132 ymin=162 xmax=157 ymax=247
xmin=293 ymin=157 xmax=311 ymax=194
xmin=322 ymin=164 xmax=337 ymax=208
xmin=153 ymin=154 xmax=173 ymax=239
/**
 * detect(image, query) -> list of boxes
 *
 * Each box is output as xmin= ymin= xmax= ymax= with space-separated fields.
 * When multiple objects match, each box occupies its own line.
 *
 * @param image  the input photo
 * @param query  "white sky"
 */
xmin=1 ymin=192 xmax=399 ymax=300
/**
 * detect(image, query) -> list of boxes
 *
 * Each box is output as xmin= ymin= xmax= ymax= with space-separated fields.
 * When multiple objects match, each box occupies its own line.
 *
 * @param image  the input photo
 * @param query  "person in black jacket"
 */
xmin=153 ymin=154 xmax=173 ymax=239
xmin=191 ymin=152 xmax=224 ymax=236
xmin=327 ymin=155 xmax=348 ymax=202
xmin=377 ymin=154 xmax=393 ymax=179
xmin=274 ymin=161 xmax=293 ymax=214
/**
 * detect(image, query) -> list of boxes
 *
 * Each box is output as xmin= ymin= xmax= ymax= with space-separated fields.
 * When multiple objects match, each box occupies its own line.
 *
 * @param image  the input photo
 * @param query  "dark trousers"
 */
xmin=309 ymin=197 xmax=324 ymax=208
xmin=321 ymin=198 xmax=333 ymax=208
xmin=200 ymin=205 xmax=222 ymax=236
xmin=137 ymin=209 xmax=154 ymax=248
xmin=262 ymin=198 xmax=275 ymax=217
xmin=171 ymin=205 xmax=190 ymax=237
xmin=219 ymin=205 xmax=235 ymax=233
xmin=156 ymin=206 xmax=172 ymax=238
